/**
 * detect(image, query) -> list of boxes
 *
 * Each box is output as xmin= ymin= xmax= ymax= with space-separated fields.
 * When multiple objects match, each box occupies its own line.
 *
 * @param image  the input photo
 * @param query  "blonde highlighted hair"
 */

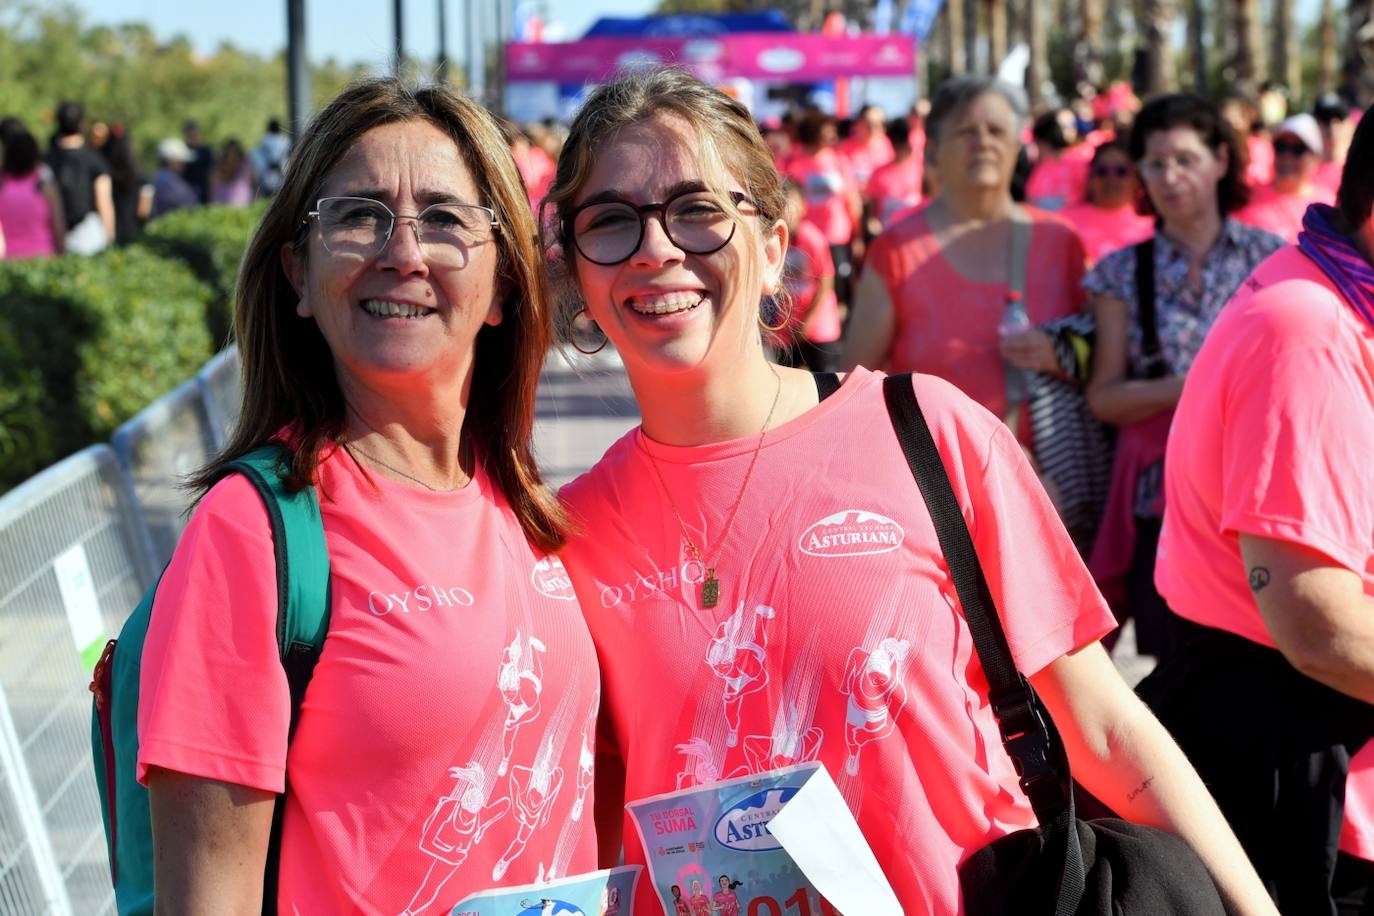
xmin=540 ymin=67 xmax=789 ymax=340
xmin=191 ymin=76 xmax=568 ymax=551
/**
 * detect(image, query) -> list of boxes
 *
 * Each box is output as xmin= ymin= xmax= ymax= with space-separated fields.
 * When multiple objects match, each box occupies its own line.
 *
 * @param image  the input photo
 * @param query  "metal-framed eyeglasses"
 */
xmin=567 ymin=189 xmax=756 ymax=266
xmin=304 ymin=196 xmax=498 ymax=263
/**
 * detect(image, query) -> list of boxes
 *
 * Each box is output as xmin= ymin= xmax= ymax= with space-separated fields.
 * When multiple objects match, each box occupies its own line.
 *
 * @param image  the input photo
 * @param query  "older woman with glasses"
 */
xmin=136 ymin=78 xmax=600 ymax=912
xmin=1084 ymin=94 xmax=1284 ymax=661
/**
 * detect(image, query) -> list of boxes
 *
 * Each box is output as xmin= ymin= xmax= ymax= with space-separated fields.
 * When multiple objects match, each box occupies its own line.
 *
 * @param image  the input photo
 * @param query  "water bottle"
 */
xmin=999 ymin=291 xmax=1032 ymax=406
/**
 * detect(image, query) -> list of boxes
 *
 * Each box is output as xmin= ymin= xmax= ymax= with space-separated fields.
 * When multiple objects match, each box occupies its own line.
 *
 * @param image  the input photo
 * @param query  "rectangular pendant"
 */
xmin=701 ymin=572 xmax=720 ymax=609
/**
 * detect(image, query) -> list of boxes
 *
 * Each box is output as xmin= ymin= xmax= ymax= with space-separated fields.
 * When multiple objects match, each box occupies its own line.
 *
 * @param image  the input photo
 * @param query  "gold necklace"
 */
xmin=343 ymin=442 xmax=465 ymax=493
xmin=342 ymin=404 xmax=468 ymax=493
xmin=644 ymin=363 xmax=782 ymax=609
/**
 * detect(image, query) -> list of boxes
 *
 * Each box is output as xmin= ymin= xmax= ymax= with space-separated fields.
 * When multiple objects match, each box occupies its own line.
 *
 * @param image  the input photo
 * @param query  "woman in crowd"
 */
xmin=1234 ymin=114 xmax=1336 ymax=243
xmin=1144 ymin=103 xmax=1374 ymax=915
xmin=544 ymin=66 xmax=1275 ymax=916
xmin=785 ymin=110 xmax=860 ymax=306
xmin=100 ymin=126 xmax=152 ymax=245
xmin=1059 ymin=138 xmax=1154 ymax=264
xmin=1084 ymin=94 xmax=1284 ymax=660
xmin=771 ymin=178 xmax=841 ymax=371
xmin=209 ymin=137 xmax=255 ymax=207
xmin=0 ymin=126 xmax=64 ymax=258
xmin=140 ymin=77 xmax=598 ymax=912
xmin=843 ymin=76 xmax=1087 ymax=440
xmin=863 ymin=117 xmax=924 ymax=236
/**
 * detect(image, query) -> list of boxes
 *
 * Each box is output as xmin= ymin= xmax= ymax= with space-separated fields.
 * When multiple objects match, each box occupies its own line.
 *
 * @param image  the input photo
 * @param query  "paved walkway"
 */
xmin=531 ymin=349 xmax=1156 ymax=686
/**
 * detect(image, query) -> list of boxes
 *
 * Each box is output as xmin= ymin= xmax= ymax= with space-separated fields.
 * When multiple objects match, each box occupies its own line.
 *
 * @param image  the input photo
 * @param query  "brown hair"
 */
xmin=190 ymin=76 xmax=567 ymax=551
xmin=1129 ymin=93 xmax=1249 ymax=217
xmin=539 ymin=67 xmax=789 ymax=342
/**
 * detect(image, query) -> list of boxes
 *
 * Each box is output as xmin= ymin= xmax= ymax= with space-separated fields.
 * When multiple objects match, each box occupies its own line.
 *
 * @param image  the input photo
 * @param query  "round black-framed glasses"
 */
xmin=566 ymin=189 xmax=756 ymax=266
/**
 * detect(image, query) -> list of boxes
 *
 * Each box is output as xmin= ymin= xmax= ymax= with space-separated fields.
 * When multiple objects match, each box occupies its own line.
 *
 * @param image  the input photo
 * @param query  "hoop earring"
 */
xmin=758 ymin=294 xmax=789 ymax=333
xmin=570 ymin=307 xmax=609 ymax=355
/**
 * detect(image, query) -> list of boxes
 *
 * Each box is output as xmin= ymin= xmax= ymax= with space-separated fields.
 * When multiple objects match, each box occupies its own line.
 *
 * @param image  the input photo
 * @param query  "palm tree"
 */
xmin=1187 ymin=0 xmax=1207 ymax=94
xmin=1138 ymin=0 xmax=1177 ymax=95
xmin=1027 ymin=0 xmax=1049 ymax=105
xmin=948 ymin=0 xmax=968 ymax=74
xmin=1345 ymin=0 xmax=1374 ymax=107
xmin=1318 ymin=0 xmax=1338 ymax=92
xmin=986 ymin=0 xmax=1008 ymax=73
xmin=1271 ymin=0 xmax=1299 ymax=94
xmin=1077 ymin=0 xmax=1105 ymax=90
xmin=1230 ymin=0 xmax=1266 ymax=97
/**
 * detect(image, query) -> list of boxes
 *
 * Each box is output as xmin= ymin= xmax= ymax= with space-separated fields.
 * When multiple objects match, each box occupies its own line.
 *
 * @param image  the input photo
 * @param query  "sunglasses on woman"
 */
xmin=1090 ymin=164 xmax=1132 ymax=178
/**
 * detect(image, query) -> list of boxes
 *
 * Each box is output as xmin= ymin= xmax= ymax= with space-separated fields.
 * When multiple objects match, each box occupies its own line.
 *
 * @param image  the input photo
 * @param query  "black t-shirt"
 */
xmin=46 ymin=143 xmax=111 ymax=230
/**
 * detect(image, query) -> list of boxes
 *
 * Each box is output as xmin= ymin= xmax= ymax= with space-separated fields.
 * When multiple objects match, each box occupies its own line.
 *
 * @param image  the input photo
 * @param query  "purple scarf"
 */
xmin=1298 ymin=203 xmax=1374 ymax=331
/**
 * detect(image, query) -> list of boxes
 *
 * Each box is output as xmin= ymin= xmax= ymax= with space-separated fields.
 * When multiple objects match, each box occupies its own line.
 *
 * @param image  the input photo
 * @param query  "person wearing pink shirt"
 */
xmin=863 ymin=118 xmax=924 ymax=236
xmin=1059 ymin=139 xmax=1155 ymax=264
xmin=844 ymin=76 xmax=1087 ymax=438
xmin=1142 ymin=105 xmax=1374 ymax=914
xmin=786 ymin=111 xmax=861 ymax=305
xmin=541 ymin=66 xmax=1275 ymax=916
xmin=774 ymin=179 xmax=842 ymax=371
xmin=1025 ymin=108 xmax=1091 ymax=211
xmin=836 ymin=103 xmax=894 ymax=188
xmin=1221 ymin=94 xmax=1275 ymax=187
xmin=1235 ymin=113 xmax=1337 ymax=242
xmin=138 ymin=79 xmax=599 ymax=913
xmin=1315 ymin=93 xmax=1355 ymax=196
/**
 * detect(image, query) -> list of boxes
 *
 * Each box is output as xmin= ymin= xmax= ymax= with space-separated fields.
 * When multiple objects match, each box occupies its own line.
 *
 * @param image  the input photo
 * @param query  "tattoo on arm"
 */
xmin=1127 ymin=776 xmax=1155 ymax=802
xmin=1248 ymin=567 xmax=1272 ymax=593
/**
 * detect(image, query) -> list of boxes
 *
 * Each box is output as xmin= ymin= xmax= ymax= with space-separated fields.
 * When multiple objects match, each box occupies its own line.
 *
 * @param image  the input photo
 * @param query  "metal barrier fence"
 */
xmin=0 ymin=445 xmax=158 ymax=916
xmin=0 ymin=345 xmax=239 ymax=915
xmin=0 ymin=343 xmax=629 ymax=914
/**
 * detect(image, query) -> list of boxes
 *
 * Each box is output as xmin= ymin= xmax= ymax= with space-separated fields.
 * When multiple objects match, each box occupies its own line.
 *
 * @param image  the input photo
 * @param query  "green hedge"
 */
xmin=139 ymin=201 xmax=267 ymax=345
xmin=0 ymin=248 xmax=214 ymax=490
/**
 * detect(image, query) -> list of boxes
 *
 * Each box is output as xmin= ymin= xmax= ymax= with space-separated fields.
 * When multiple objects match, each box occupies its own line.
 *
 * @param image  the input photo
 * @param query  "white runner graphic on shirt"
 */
xmin=840 ymin=636 xmax=913 ymax=777
xmin=497 ymin=631 xmax=547 ymax=777
xmin=705 ymin=603 xmax=775 ymax=749
xmin=729 ymin=637 xmax=826 ymax=779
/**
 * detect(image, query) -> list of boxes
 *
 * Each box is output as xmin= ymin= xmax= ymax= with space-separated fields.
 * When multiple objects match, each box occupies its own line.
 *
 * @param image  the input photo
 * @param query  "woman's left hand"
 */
xmin=999 ymin=328 xmax=1058 ymax=374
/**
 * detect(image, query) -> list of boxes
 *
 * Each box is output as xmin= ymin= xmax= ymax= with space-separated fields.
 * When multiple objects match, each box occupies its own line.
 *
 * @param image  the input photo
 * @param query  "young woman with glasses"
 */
xmin=544 ymin=67 xmax=1275 ymax=915
xmin=137 ymin=78 xmax=600 ymax=912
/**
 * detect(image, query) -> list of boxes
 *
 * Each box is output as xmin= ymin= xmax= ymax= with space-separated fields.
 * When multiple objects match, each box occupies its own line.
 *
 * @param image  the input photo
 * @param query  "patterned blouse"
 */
xmin=1083 ymin=218 xmax=1285 ymax=516
xmin=1083 ymin=218 xmax=1285 ymax=378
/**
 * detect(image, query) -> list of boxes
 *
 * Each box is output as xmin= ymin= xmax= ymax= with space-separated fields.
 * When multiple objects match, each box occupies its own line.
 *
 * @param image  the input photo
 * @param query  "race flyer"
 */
xmin=626 ymin=763 xmax=899 ymax=916
xmin=448 ymin=865 xmax=641 ymax=916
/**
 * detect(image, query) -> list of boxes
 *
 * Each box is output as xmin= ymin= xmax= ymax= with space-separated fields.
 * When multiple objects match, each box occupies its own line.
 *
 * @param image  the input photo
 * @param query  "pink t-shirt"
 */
xmin=787 ymin=148 xmax=857 ymax=246
xmin=782 ymin=219 xmax=841 ymax=343
xmin=1024 ymin=155 xmax=1090 ymax=211
xmin=1234 ymin=183 xmax=1337 ymax=243
xmin=1245 ymin=135 xmax=1276 ymax=187
xmin=138 ymin=447 xmax=600 ymax=913
xmin=0 ymin=172 xmax=56 ymax=259
xmin=837 ymin=134 xmax=895 ymax=186
xmin=560 ymin=369 xmax=1116 ymax=915
xmin=1156 ymin=246 xmax=1374 ymax=857
xmin=1315 ymin=161 xmax=1343 ymax=196
xmin=1059 ymin=201 xmax=1155 ymax=265
xmin=866 ymin=157 xmax=924 ymax=231
xmin=864 ymin=208 xmax=1087 ymax=420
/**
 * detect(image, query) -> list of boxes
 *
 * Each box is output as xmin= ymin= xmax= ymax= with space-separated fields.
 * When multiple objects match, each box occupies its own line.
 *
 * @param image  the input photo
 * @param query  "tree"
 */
xmin=1077 ymin=0 xmax=1105 ymax=90
xmin=1230 ymin=0 xmax=1267 ymax=97
xmin=1186 ymin=0 xmax=1207 ymax=94
xmin=1318 ymin=0 xmax=1338 ymax=92
xmin=1345 ymin=0 xmax=1374 ymax=106
xmin=1027 ymin=0 xmax=1049 ymax=105
xmin=1271 ymin=0 xmax=1299 ymax=94
xmin=1137 ymin=0 xmax=1177 ymax=95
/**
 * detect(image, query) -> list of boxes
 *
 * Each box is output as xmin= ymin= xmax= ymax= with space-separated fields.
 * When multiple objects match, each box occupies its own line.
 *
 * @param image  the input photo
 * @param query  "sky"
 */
xmin=75 ymin=0 xmax=657 ymax=70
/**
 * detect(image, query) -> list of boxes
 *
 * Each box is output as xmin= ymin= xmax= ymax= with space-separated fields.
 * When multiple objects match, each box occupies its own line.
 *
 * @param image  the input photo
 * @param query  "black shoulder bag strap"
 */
xmin=1134 ymin=238 xmax=1168 ymax=380
xmin=813 ymin=372 xmax=841 ymax=401
xmin=882 ymin=374 xmax=1086 ymax=916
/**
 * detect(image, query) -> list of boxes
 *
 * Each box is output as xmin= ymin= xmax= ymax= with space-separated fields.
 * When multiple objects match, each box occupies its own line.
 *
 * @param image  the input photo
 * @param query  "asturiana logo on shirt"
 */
xmin=713 ymin=787 xmax=797 ymax=852
xmin=531 ymin=557 xmax=576 ymax=601
xmin=798 ymin=510 xmax=904 ymax=557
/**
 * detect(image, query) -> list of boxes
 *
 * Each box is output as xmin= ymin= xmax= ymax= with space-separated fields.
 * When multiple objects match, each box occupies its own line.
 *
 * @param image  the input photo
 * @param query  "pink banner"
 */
xmin=506 ymin=33 xmax=917 ymax=84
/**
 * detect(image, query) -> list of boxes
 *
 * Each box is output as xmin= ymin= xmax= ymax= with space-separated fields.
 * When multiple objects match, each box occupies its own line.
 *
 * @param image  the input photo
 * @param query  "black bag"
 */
xmin=881 ymin=374 xmax=1225 ymax=916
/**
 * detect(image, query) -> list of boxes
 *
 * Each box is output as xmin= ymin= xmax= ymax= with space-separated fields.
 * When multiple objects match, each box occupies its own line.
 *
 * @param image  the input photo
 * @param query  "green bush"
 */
xmin=0 ymin=248 xmax=214 ymax=490
xmin=139 ymin=202 xmax=268 ymax=345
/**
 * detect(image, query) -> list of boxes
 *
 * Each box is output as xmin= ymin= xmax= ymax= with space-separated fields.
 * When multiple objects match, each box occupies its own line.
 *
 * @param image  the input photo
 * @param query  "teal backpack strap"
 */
xmin=222 ymin=444 xmax=330 ymax=915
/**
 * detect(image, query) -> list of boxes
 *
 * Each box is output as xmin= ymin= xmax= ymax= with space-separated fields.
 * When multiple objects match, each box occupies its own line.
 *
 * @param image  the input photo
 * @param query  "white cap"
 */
xmin=1273 ymin=113 xmax=1324 ymax=156
xmin=157 ymin=137 xmax=195 ymax=163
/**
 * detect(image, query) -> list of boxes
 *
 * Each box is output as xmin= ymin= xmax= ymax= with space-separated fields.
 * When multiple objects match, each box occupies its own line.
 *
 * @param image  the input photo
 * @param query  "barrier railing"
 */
xmin=0 ymin=444 xmax=157 ymax=916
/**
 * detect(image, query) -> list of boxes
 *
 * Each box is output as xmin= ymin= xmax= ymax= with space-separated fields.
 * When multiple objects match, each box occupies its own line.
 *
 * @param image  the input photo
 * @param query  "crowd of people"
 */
xmin=0 ymin=103 xmax=294 ymax=259
xmin=68 ymin=63 xmax=1369 ymax=915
